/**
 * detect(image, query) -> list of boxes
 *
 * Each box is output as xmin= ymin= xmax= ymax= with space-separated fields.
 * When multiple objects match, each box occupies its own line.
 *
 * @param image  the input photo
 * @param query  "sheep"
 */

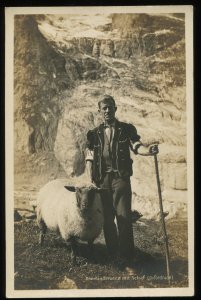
xmin=37 ymin=179 xmax=104 ymax=264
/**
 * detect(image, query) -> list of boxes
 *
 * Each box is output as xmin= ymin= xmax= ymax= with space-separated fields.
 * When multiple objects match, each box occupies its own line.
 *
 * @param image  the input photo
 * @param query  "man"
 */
xmin=85 ymin=95 xmax=158 ymax=272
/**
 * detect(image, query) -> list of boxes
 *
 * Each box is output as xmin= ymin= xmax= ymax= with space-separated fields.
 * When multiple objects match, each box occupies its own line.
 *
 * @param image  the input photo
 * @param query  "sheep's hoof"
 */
xmin=71 ymin=255 xmax=77 ymax=266
xmin=39 ymin=238 xmax=42 ymax=244
xmin=39 ymin=238 xmax=44 ymax=246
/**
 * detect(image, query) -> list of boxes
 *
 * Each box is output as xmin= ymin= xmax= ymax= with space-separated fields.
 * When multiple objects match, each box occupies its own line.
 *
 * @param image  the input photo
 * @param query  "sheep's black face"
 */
xmin=76 ymin=187 xmax=96 ymax=213
xmin=64 ymin=185 xmax=101 ymax=214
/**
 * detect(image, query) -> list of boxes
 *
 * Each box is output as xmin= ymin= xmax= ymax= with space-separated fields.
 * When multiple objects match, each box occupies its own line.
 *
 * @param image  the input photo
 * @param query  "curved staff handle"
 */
xmin=154 ymin=153 xmax=171 ymax=285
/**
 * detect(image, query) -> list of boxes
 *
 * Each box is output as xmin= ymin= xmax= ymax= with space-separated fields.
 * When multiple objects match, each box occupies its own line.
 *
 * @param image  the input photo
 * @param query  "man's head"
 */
xmin=98 ymin=95 xmax=117 ymax=124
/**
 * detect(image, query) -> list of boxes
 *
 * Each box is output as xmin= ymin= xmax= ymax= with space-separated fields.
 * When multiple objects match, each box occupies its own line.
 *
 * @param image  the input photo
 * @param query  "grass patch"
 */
xmin=14 ymin=218 xmax=188 ymax=290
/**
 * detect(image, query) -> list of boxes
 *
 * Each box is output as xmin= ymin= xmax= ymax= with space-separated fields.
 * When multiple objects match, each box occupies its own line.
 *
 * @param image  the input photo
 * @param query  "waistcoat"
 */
xmin=87 ymin=120 xmax=140 ymax=183
xmin=102 ymin=128 xmax=117 ymax=172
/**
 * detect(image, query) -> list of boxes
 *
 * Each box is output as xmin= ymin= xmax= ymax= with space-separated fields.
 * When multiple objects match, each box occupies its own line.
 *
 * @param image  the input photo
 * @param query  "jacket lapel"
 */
xmin=112 ymin=119 xmax=122 ymax=153
xmin=97 ymin=123 xmax=104 ymax=152
xmin=97 ymin=120 xmax=122 ymax=153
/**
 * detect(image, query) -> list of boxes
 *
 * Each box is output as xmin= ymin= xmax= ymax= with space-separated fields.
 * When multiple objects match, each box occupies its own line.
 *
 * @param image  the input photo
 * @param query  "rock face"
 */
xmin=14 ymin=13 xmax=187 ymax=219
xmin=14 ymin=16 xmax=66 ymax=154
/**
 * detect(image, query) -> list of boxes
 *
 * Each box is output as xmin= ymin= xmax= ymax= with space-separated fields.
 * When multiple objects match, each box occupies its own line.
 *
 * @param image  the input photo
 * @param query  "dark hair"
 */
xmin=98 ymin=95 xmax=116 ymax=108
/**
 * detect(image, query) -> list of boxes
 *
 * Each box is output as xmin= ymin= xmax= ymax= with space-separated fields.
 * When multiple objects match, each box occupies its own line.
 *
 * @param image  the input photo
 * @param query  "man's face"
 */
xmin=98 ymin=101 xmax=117 ymax=124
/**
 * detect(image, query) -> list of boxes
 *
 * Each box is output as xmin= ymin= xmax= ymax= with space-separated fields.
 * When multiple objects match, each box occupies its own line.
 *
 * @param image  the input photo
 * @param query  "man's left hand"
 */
xmin=149 ymin=144 xmax=159 ymax=155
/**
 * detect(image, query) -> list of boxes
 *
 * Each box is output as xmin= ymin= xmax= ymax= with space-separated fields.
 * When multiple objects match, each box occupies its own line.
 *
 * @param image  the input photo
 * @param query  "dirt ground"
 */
xmin=14 ymin=215 xmax=188 ymax=290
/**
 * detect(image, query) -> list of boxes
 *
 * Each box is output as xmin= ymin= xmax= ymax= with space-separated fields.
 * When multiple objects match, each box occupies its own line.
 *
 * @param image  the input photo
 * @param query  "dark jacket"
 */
xmin=86 ymin=119 xmax=140 ymax=183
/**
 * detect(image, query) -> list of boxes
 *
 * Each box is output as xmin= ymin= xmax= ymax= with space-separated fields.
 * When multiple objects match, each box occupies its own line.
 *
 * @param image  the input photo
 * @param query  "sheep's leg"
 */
xmin=88 ymin=238 xmax=95 ymax=258
xmin=38 ymin=219 xmax=47 ymax=246
xmin=69 ymin=237 xmax=78 ymax=266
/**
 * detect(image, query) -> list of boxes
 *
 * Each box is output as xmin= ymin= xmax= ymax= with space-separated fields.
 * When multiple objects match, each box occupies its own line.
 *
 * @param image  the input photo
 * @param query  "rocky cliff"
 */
xmin=14 ymin=13 xmax=187 ymax=219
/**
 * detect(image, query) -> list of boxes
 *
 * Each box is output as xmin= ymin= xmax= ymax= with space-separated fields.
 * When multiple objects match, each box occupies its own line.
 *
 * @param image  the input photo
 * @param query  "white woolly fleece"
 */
xmin=37 ymin=179 xmax=104 ymax=242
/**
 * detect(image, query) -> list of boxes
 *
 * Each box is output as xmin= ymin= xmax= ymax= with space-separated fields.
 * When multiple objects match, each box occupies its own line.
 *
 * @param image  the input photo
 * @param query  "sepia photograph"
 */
xmin=5 ymin=6 xmax=194 ymax=297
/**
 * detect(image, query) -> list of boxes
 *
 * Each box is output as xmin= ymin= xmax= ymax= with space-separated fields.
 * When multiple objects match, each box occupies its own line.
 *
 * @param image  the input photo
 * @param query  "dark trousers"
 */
xmin=99 ymin=172 xmax=135 ymax=260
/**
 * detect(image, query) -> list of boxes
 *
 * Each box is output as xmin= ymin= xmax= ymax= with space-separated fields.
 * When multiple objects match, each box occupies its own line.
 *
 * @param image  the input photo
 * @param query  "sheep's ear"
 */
xmin=64 ymin=186 xmax=76 ymax=192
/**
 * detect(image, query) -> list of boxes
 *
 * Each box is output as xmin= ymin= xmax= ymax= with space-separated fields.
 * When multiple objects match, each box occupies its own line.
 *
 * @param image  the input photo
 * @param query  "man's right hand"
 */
xmin=149 ymin=144 xmax=159 ymax=155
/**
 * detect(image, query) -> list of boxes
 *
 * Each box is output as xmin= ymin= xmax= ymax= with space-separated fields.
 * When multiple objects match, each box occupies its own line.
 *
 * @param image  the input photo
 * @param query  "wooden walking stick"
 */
xmin=154 ymin=153 xmax=171 ymax=284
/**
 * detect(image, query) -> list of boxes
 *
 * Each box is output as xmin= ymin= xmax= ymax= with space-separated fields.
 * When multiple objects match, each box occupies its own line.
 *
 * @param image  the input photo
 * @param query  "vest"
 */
xmin=102 ymin=128 xmax=118 ymax=172
xmin=86 ymin=120 xmax=140 ymax=184
xmin=87 ymin=120 xmax=140 ymax=183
